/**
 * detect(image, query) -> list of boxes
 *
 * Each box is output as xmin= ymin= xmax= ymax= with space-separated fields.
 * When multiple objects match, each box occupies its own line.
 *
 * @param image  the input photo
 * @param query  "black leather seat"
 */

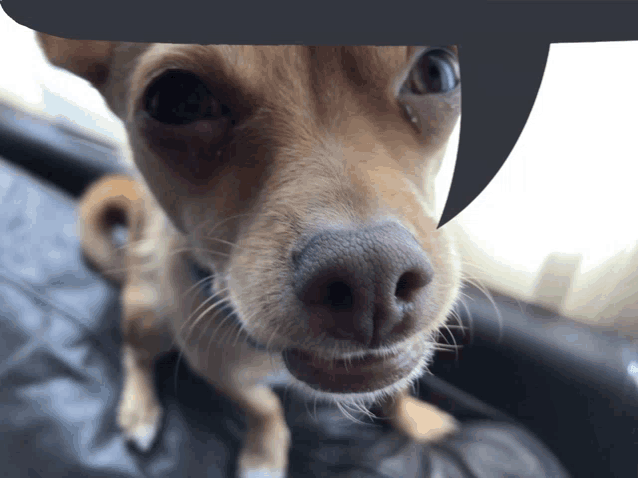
xmin=1 ymin=100 xmax=636 ymax=477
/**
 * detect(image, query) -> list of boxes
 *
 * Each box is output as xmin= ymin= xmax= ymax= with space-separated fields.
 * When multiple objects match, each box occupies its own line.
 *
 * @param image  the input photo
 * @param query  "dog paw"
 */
xmin=238 ymin=468 xmax=287 ymax=478
xmin=410 ymin=412 xmax=459 ymax=444
xmin=236 ymin=420 xmax=290 ymax=478
xmin=117 ymin=381 xmax=163 ymax=452
xmin=123 ymin=415 xmax=163 ymax=452
xmin=391 ymin=395 xmax=459 ymax=444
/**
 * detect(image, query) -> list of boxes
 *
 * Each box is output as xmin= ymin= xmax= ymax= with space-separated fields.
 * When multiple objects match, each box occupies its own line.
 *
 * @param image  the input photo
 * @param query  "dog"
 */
xmin=37 ymin=35 xmax=463 ymax=478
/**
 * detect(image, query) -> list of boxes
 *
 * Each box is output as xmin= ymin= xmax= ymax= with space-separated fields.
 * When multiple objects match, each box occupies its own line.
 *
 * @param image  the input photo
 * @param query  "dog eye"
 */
xmin=407 ymin=48 xmax=459 ymax=95
xmin=144 ymin=70 xmax=225 ymax=125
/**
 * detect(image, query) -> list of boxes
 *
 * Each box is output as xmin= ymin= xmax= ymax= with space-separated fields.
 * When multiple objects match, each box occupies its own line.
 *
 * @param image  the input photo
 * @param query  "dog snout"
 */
xmin=293 ymin=222 xmax=433 ymax=348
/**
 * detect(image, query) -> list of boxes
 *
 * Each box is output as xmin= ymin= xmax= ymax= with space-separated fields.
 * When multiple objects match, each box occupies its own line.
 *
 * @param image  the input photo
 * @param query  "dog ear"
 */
xmin=36 ymin=33 xmax=116 ymax=89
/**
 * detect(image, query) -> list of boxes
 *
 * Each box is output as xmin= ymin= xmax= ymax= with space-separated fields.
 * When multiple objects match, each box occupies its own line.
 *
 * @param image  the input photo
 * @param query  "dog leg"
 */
xmin=117 ymin=282 xmax=170 ymax=452
xmin=381 ymin=388 xmax=459 ymax=444
xmin=218 ymin=382 xmax=290 ymax=478
xmin=118 ymin=343 xmax=163 ymax=451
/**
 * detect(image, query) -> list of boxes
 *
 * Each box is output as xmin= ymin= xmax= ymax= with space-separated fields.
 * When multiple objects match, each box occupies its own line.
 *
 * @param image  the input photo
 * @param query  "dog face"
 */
xmin=40 ymin=38 xmax=461 ymax=401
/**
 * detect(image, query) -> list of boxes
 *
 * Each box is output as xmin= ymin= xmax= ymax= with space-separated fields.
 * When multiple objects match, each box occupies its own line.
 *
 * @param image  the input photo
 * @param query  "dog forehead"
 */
xmin=134 ymin=45 xmax=411 ymax=94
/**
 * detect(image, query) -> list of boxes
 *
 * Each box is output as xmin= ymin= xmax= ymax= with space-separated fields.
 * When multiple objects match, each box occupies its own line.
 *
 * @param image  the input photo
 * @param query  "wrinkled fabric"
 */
xmin=0 ymin=158 xmax=569 ymax=478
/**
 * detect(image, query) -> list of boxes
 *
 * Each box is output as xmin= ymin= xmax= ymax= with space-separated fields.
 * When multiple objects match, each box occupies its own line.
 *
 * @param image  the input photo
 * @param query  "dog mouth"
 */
xmin=282 ymin=345 xmax=422 ymax=394
xmin=188 ymin=257 xmax=421 ymax=393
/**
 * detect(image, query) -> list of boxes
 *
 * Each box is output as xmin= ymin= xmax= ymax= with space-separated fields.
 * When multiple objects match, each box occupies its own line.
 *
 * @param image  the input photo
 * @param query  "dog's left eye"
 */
xmin=144 ymin=70 xmax=226 ymax=125
xmin=407 ymin=48 xmax=459 ymax=95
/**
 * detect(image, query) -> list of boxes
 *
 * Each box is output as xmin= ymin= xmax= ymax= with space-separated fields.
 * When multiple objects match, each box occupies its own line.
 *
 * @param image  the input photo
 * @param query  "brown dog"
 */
xmin=38 ymin=34 xmax=462 ymax=478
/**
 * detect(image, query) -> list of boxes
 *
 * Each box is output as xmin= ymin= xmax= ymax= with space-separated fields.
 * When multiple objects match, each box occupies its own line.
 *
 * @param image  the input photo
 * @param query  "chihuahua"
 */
xmin=38 ymin=35 xmax=462 ymax=478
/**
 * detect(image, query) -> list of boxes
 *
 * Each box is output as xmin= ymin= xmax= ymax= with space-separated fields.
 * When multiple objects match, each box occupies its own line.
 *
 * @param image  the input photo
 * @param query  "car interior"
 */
xmin=1 ymin=92 xmax=637 ymax=477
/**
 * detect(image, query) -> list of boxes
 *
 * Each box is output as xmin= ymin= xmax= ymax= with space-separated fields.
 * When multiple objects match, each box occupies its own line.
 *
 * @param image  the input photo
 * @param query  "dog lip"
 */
xmin=282 ymin=346 xmax=420 ymax=394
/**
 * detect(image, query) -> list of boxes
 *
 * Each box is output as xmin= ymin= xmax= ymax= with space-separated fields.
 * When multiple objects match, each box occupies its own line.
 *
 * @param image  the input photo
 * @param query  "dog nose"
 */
xmin=293 ymin=223 xmax=433 ymax=348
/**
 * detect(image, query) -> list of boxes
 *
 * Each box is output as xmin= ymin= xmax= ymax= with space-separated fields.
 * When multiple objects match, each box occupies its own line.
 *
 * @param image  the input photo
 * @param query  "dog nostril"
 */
xmin=395 ymin=270 xmax=429 ymax=301
xmin=323 ymin=281 xmax=354 ymax=310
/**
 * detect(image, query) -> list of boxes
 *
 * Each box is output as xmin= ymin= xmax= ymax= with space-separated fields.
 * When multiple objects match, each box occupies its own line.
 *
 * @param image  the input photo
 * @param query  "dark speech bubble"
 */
xmin=4 ymin=0 xmax=638 ymax=228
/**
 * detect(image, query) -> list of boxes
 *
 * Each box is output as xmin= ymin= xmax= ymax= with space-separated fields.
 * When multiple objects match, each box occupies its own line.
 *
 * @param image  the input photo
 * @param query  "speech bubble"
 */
xmin=4 ymin=0 xmax=638 ymax=228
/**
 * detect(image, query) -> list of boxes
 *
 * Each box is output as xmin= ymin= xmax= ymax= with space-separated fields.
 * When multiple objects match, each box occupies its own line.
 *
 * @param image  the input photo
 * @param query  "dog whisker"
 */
xmin=265 ymin=324 xmax=282 ymax=356
xmin=179 ymin=273 xmax=218 ymax=303
xmin=176 ymin=294 xmax=217 ymax=346
xmin=182 ymin=293 xmax=232 ymax=345
xmin=199 ymin=235 xmax=265 ymax=254
xmin=170 ymin=246 xmax=232 ymax=259
xmin=173 ymin=294 xmax=234 ymax=390
xmin=459 ymin=269 xmax=504 ymax=342
xmin=313 ymin=394 xmax=321 ymax=423
xmin=439 ymin=327 xmax=461 ymax=361
xmin=232 ymin=319 xmax=247 ymax=347
xmin=330 ymin=342 xmax=340 ymax=370
xmin=199 ymin=213 xmax=258 ymax=237
xmin=443 ymin=323 xmax=466 ymax=330
xmin=204 ymin=308 xmax=239 ymax=357
xmin=182 ymin=288 xmax=229 ymax=328
xmin=455 ymin=292 xmax=475 ymax=339
xmin=438 ymin=325 xmax=453 ymax=346
xmin=442 ymin=322 xmax=459 ymax=351
xmin=411 ymin=378 xmax=419 ymax=400
xmin=432 ymin=343 xmax=461 ymax=352
xmin=334 ymin=401 xmax=360 ymax=424
xmin=174 ymin=305 xmax=221 ymax=390
xmin=188 ymin=295 xmax=233 ymax=351
xmin=337 ymin=398 xmax=375 ymax=425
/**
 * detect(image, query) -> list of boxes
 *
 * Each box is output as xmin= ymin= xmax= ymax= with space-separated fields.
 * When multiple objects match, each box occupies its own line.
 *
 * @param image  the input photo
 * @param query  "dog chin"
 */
xmin=281 ymin=341 xmax=431 ymax=396
xmin=282 ymin=351 xmax=430 ymax=407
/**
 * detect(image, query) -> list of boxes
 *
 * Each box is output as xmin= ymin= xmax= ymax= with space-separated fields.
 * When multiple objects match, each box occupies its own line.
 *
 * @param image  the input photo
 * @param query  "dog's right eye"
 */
xmin=144 ymin=70 xmax=224 ymax=125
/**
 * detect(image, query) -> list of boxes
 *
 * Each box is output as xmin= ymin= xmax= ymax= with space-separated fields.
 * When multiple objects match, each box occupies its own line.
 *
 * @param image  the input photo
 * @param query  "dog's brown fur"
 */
xmin=39 ymin=34 xmax=462 ymax=478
